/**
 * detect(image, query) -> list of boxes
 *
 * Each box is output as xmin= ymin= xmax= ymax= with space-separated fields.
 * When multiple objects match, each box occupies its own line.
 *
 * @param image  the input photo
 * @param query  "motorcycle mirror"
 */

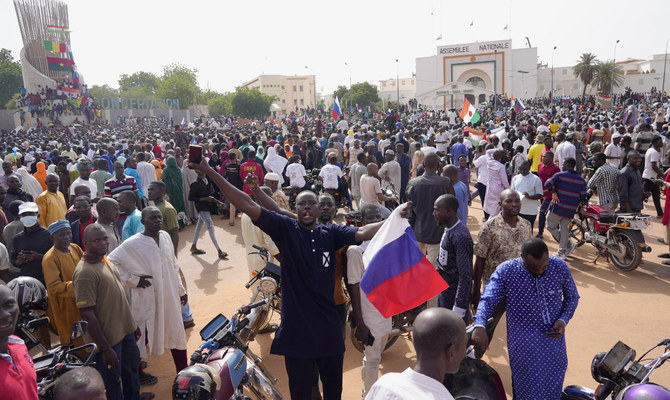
xmin=70 ymin=321 xmax=88 ymax=341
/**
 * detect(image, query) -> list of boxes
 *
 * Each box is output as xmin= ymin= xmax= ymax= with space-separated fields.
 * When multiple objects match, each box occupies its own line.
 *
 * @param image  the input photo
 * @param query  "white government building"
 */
xmin=412 ymin=39 xmax=669 ymax=111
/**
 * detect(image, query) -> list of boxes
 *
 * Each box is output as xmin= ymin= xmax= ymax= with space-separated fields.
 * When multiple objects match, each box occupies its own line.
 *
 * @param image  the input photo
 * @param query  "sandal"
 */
xmin=229 ymin=221 xmax=235 ymax=226
xmin=140 ymin=393 xmax=156 ymax=400
xmin=218 ymin=251 xmax=229 ymax=259
xmin=659 ymin=253 xmax=670 ymax=259
xmin=191 ymin=249 xmax=206 ymax=255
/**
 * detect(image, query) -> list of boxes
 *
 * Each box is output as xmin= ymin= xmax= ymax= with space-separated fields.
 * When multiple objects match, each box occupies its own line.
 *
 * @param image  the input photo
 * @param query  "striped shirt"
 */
xmin=544 ymin=170 xmax=587 ymax=219
xmin=587 ymin=163 xmax=620 ymax=206
xmin=104 ymin=175 xmax=138 ymax=199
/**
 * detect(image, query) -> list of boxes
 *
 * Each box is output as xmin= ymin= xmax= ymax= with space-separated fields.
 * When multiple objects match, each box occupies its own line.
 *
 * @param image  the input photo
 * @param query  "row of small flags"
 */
xmin=44 ymin=24 xmax=78 ymax=75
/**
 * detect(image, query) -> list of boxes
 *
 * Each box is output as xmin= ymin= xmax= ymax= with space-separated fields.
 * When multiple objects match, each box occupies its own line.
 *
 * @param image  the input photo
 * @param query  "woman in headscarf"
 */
xmin=410 ymin=150 xmax=425 ymax=179
xmin=263 ymin=146 xmax=288 ymax=185
xmin=16 ymin=167 xmax=44 ymax=198
xmin=181 ymin=159 xmax=198 ymax=222
xmin=208 ymin=152 xmax=222 ymax=170
xmin=256 ymin=144 xmax=266 ymax=160
xmin=33 ymin=161 xmax=48 ymax=190
xmin=161 ymin=156 xmax=187 ymax=230
xmin=151 ymin=159 xmax=164 ymax=180
xmin=217 ymin=151 xmax=231 ymax=176
xmin=47 ymin=164 xmax=57 ymax=175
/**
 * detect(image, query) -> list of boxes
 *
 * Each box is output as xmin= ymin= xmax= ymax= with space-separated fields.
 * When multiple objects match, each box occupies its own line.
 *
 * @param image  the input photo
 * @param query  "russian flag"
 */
xmin=515 ymin=99 xmax=525 ymax=112
xmin=331 ymin=96 xmax=342 ymax=119
xmin=361 ymin=204 xmax=448 ymax=318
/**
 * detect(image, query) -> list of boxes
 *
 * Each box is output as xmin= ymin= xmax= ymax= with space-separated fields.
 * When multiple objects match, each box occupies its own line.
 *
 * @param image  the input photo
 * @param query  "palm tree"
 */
xmin=573 ymin=53 xmax=599 ymax=96
xmin=592 ymin=61 xmax=624 ymax=95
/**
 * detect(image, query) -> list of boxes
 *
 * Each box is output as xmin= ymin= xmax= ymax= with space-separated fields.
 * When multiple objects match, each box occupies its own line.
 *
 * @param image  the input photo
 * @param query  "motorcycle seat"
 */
xmin=598 ymin=213 xmax=616 ymax=224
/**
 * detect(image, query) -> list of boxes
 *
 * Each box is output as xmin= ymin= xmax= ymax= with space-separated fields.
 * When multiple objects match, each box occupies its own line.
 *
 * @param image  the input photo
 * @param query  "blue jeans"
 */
xmin=192 ymin=211 xmax=221 ymax=250
xmin=182 ymin=302 xmax=193 ymax=322
xmin=94 ymin=333 xmax=140 ymax=400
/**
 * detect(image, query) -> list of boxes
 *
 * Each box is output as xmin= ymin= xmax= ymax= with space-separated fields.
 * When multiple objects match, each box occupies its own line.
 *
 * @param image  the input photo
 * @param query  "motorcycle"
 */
xmin=240 ymin=245 xmax=282 ymax=344
xmin=562 ymin=339 xmax=670 ymax=399
xmin=34 ymin=321 xmax=98 ymax=400
xmin=179 ymin=299 xmax=283 ymax=400
xmin=349 ymin=303 xmax=425 ymax=354
xmin=443 ymin=320 xmax=507 ymax=400
xmin=344 ymin=183 xmax=400 ymax=227
xmin=569 ymin=194 xmax=652 ymax=271
xmin=15 ymin=311 xmax=52 ymax=353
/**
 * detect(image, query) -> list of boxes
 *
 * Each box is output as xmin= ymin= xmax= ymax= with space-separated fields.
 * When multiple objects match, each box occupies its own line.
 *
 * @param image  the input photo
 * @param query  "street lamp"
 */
xmin=304 ymin=65 xmax=317 ymax=112
xmin=551 ymin=46 xmax=557 ymax=100
xmin=344 ymin=62 xmax=352 ymax=114
xmin=612 ymin=40 xmax=620 ymax=104
xmin=662 ymin=39 xmax=669 ymax=99
xmin=395 ymin=59 xmax=400 ymax=105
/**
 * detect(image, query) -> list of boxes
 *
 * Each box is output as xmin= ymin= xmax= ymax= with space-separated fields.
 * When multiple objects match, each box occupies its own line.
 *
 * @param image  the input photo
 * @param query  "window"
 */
xmin=293 ymin=85 xmax=297 ymax=92
xmin=300 ymin=99 xmax=304 ymax=105
xmin=562 ymin=69 xmax=567 ymax=75
xmin=300 ymin=85 xmax=303 ymax=92
xmin=282 ymin=99 xmax=285 ymax=103
xmin=281 ymin=85 xmax=285 ymax=90
xmin=293 ymin=99 xmax=297 ymax=105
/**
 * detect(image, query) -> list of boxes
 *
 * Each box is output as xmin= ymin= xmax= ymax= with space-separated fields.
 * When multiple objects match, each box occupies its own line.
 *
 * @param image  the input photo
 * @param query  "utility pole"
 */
xmin=395 ymin=59 xmax=400 ymax=105
xmin=662 ymin=39 xmax=669 ymax=99
xmin=551 ymin=46 xmax=557 ymax=101
xmin=344 ymin=62 xmax=352 ymax=115
xmin=612 ymin=40 xmax=620 ymax=106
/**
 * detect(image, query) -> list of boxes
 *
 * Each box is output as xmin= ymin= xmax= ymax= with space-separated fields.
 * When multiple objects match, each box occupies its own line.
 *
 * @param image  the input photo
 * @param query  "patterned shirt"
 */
xmin=544 ymin=170 xmax=587 ymax=219
xmin=474 ymin=214 xmax=531 ymax=283
xmin=587 ymin=163 xmax=620 ymax=206
xmin=437 ymin=221 xmax=473 ymax=310
xmin=104 ymin=175 xmax=138 ymax=200
xmin=272 ymin=190 xmax=291 ymax=212
xmin=473 ymin=257 xmax=579 ymax=400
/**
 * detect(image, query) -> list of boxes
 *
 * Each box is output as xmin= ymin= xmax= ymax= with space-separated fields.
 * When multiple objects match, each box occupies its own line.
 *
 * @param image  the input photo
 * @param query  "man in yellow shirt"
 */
xmin=36 ymin=174 xmax=67 ymax=228
xmin=527 ymin=134 xmax=545 ymax=174
xmin=41 ymin=220 xmax=82 ymax=345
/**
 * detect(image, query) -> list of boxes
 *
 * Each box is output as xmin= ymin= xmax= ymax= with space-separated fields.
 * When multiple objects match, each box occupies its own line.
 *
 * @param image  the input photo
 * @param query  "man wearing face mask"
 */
xmin=11 ymin=202 xmax=53 ymax=284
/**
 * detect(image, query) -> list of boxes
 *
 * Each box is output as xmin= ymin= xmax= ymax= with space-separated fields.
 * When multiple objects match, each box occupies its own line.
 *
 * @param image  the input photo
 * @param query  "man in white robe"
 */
xmin=108 ymin=206 xmax=188 ymax=373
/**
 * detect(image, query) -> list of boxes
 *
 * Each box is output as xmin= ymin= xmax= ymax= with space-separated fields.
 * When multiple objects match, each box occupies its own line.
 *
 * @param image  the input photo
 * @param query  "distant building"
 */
xmin=414 ymin=38 xmax=669 ymax=111
xmin=240 ymin=74 xmax=318 ymax=115
xmin=416 ymin=39 xmax=537 ymax=110
xmin=378 ymin=77 xmax=416 ymax=103
xmin=537 ymin=54 xmax=670 ymax=97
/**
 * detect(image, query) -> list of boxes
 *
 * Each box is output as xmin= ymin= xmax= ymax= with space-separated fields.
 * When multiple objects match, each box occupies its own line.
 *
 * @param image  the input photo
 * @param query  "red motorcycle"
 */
xmin=569 ymin=196 xmax=652 ymax=272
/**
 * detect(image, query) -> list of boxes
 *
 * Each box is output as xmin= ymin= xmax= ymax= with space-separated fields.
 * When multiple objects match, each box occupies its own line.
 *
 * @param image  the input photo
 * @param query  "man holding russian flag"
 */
xmin=190 ymin=157 xmax=442 ymax=400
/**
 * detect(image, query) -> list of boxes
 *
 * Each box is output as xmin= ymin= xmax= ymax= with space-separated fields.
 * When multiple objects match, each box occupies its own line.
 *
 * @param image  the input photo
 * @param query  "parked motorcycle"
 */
xmin=569 ymin=194 xmax=651 ymax=271
xmin=443 ymin=320 xmax=507 ymax=400
xmin=175 ymin=299 xmax=282 ymax=400
xmin=34 ymin=321 xmax=97 ymax=400
xmin=241 ymin=245 xmax=282 ymax=344
xmin=562 ymin=339 xmax=670 ymax=399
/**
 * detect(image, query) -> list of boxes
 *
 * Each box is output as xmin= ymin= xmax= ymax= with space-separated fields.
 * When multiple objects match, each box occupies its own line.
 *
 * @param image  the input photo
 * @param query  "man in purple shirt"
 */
xmin=544 ymin=157 xmax=587 ymax=260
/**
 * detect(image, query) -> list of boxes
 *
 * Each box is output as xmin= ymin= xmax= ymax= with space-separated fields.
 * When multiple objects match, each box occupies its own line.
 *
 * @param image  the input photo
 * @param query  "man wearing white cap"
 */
xmin=11 ymin=202 xmax=53 ymax=285
xmin=264 ymin=173 xmax=290 ymax=212
xmin=604 ymin=133 xmax=623 ymax=168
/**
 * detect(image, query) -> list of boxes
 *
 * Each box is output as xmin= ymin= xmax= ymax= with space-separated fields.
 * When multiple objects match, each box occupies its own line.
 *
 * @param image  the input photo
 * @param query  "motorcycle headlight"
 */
xmin=259 ymin=277 xmax=277 ymax=295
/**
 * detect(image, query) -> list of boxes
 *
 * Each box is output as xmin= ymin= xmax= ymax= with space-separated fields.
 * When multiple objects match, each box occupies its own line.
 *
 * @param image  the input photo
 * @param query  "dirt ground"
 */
xmin=141 ymin=192 xmax=670 ymax=399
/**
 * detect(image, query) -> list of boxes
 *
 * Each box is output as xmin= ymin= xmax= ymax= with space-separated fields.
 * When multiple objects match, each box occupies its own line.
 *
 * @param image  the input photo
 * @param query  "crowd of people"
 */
xmin=0 ymin=90 xmax=668 ymax=400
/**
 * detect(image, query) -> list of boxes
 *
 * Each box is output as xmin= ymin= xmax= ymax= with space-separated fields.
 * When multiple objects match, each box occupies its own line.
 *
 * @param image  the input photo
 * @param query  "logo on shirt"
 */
xmin=322 ymin=252 xmax=331 ymax=268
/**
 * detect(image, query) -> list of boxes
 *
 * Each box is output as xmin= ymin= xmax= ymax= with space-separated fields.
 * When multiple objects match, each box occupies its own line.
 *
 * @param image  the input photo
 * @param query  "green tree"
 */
xmin=231 ymin=87 xmax=276 ymax=118
xmin=155 ymin=64 xmax=200 ymax=109
xmin=593 ymin=61 xmax=624 ymax=95
xmin=573 ymin=53 xmax=599 ymax=96
xmin=118 ymin=71 xmax=160 ymax=95
xmin=348 ymin=82 xmax=380 ymax=108
xmin=0 ymin=49 xmax=23 ymax=110
xmin=333 ymin=85 xmax=348 ymax=103
xmin=208 ymin=92 xmax=234 ymax=116
xmin=88 ymin=84 xmax=119 ymax=99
